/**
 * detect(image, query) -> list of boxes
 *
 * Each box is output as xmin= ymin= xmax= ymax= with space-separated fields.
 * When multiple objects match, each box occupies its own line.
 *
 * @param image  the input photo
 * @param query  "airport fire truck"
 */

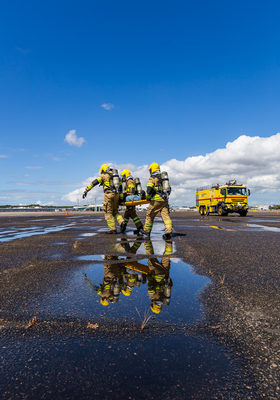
xmin=196 ymin=180 xmax=250 ymax=217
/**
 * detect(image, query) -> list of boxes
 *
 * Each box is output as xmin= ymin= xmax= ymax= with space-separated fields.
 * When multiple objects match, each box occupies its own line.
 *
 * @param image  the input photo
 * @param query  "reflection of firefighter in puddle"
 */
xmin=97 ymin=255 xmax=126 ymax=306
xmin=145 ymin=240 xmax=173 ymax=314
xmin=117 ymin=239 xmax=144 ymax=297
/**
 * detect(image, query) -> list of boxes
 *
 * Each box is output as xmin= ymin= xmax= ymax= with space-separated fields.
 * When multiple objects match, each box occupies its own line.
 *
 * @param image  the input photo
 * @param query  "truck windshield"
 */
xmin=227 ymin=187 xmax=247 ymax=195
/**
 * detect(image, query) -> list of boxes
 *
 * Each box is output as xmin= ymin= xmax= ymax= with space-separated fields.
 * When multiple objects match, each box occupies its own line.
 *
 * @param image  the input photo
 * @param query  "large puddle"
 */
xmin=1 ymin=237 xmax=253 ymax=399
xmin=0 ymin=223 xmax=77 ymax=242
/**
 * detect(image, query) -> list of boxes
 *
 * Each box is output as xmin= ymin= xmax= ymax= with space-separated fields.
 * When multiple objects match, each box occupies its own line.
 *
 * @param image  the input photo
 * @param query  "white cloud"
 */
xmin=0 ymin=155 xmax=8 ymax=158
xmin=35 ymin=200 xmax=54 ymax=205
xmin=24 ymin=166 xmax=43 ymax=169
xmin=64 ymin=130 xmax=86 ymax=147
xmin=62 ymin=133 xmax=280 ymax=206
xmin=101 ymin=103 xmax=115 ymax=111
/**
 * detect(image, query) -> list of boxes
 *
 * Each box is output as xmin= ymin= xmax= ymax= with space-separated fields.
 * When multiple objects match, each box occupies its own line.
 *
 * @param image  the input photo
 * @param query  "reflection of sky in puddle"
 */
xmin=35 ymin=258 xmax=209 ymax=326
xmin=28 ymin=218 xmax=57 ymax=222
xmin=77 ymin=254 xmax=105 ymax=261
xmin=248 ymin=224 xmax=280 ymax=232
xmin=115 ymin=240 xmax=176 ymax=256
xmin=49 ymin=253 xmax=63 ymax=259
xmin=248 ymin=219 xmax=280 ymax=223
xmin=0 ymin=223 xmax=76 ymax=242
xmin=79 ymin=232 xmax=98 ymax=237
xmin=3 ymin=246 xmax=249 ymax=398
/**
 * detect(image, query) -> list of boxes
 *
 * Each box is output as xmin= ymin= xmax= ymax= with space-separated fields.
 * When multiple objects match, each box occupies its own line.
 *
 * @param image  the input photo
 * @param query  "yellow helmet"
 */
xmin=148 ymin=162 xmax=160 ymax=175
xmin=100 ymin=164 xmax=111 ymax=174
xmin=122 ymin=287 xmax=132 ymax=297
xmin=150 ymin=303 xmax=162 ymax=314
xmin=121 ymin=169 xmax=131 ymax=181
xmin=100 ymin=298 xmax=110 ymax=306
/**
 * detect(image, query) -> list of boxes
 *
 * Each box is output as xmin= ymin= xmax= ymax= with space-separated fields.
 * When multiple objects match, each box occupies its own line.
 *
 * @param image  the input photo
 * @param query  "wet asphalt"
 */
xmin=1 ymin=210 xmax=280 ymax=399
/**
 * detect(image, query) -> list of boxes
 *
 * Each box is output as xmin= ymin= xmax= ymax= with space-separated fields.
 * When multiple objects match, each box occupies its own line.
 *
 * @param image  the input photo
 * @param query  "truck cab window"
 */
xmin=227 ymin=188 xmax=247 ymax=196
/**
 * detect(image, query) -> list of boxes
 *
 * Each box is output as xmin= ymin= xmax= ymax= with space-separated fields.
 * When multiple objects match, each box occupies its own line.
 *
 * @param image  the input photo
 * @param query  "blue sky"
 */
xmin=1 ymin=1 xmax=280 ymax=206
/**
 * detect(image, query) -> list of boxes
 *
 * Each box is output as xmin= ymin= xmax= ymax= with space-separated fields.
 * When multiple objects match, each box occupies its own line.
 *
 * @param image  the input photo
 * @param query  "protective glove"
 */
xmin=83 ymin=190 xmax=87 ymax=199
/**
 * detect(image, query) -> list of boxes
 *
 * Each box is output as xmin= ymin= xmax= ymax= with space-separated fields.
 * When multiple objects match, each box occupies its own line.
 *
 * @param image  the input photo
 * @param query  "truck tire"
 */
xmin=199 ymin=206 xmax=205 ymax=216
xmin=239 ymin=210 xmax=248 ymax=217
xmin=217 ymin=206 xmax=228 ymax=216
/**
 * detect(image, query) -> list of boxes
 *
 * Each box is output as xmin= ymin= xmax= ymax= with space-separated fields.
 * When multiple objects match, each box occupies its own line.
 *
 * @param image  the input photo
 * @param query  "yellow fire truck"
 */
xmin=196 ymin=180 xmax=250 ymax=217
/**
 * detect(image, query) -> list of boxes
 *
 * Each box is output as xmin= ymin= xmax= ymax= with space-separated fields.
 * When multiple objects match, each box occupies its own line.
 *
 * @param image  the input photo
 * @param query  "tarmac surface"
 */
xmin=1 ymin=210 xmax=280 ymax=399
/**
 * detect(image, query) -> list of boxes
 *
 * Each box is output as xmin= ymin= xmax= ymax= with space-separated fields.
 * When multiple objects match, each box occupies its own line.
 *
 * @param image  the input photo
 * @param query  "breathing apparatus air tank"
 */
xmin=161 ymin=171 xmax=171 ymax=198
xmin=163 ymin=277 xmax=172 ymax=301
xmin=112 ymin=169 xmax=120 ymax=193
xmin=135 ymin=273 xmax=142 ymax=288
xmin=112 ymin=279 xmax=121 ymax=303
xmin=134 ymin=177 xmax=142 ymax=195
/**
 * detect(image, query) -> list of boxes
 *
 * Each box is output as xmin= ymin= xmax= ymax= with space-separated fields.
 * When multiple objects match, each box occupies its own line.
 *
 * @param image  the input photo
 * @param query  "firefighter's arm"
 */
xmin=83 ymin=177 xmax=101 ymax=198
xmin=146 ymin=178 xmax=155 ymax=200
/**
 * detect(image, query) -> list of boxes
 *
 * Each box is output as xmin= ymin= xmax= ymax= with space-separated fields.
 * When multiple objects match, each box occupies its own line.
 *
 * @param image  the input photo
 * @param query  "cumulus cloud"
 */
xmin=64 ymin=130 xmax=86 ymax=147
xmin=62 ymin=133 xmax=280 ymax=206
xmin=101 ymin=103 xmax=115 ymax=111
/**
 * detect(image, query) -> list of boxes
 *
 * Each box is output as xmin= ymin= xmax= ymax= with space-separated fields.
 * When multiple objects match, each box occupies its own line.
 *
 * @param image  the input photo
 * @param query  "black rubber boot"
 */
xmin=133 ymin=225 xmax=145 ymax=235
xmin=106 ymin=230 xmax=117 ymax=234
xmin=120 ymin=222 xmax=127 ymax=233
xmin=162 ymin=233 xmax=172 ymax=240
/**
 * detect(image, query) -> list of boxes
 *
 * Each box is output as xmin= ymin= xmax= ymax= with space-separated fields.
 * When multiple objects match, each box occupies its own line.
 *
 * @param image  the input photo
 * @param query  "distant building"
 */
xmin=257 ymin=205 xmax=269 ymax=211
xmin=175 ymin=206 xmax=191 ymax=211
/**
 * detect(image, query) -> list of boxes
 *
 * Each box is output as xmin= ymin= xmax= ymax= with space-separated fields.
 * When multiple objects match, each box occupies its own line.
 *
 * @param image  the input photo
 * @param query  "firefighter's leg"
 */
xmin=104 ymin=193 xmax=117 ymax=232
xmin=144 ymin=201 xmax=161 ymax=234
xmin=162 ymin=241 xmax=173 ymax=270
xmin=130 ymin=207 xmax=143 ymax=229
xmin=123 ymin=208 xmax=130 ymax=225
xmin=161 ymin=201 xmax=172 ymax=234
xmin=164 ymin=240 xmax=173 ymax=256
xmin=112 ymin=193 xmax=125 ymax=229
xmin=131 ymin=240 xmax=141 ymax=253
xmin=144 ymin=240 xmax=154 ymax=255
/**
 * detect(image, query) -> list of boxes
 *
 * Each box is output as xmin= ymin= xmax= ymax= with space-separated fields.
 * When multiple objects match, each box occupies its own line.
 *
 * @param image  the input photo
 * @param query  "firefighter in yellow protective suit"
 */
xmin=117 ymin=238 xmax=144 ymax=294
xmin=97 ymin=255 xmax=126 ymax=306
xmin=143 ymin=162 xmax=172 ymax=240
xmin=145 ymin=239 xmax=173 ymax=314
xmin=120 ymin=169 xmax=144 ymax=235
xmin=82 ymin=164 xmax=125 ymax=234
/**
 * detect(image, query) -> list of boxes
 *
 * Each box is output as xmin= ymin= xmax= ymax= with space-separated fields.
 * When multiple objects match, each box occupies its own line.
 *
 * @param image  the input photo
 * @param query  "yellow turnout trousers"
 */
xmin=103 ymin=192 xmax=124 ymax=231
xmin=123 ymin=206 xmax=142 ymax=229
xmin=144 ymin=199 xmax=172 ymax=234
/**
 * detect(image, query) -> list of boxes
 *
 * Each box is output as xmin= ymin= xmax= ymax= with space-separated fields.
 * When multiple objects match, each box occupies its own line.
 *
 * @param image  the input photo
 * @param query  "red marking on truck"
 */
xmin=197 ymin=196 xmax=247 ymax=201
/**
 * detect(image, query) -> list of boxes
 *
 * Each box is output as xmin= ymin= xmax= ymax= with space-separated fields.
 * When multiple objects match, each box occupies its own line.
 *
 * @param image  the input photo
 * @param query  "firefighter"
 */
xmin=97 ymin=255 xmax=126 ymax=306
xmin=143 ymin=163 xmax=172 ymax=240
xmin=145 ymin=239 xmax=173 ymax=314
xmin=82 ymin=164 xmax=125 ymax=234
xmin=120 ymin=169 xmax=144 ymax=235
xmin=117 ymin=238 xmax=147 ymax=287
xmin=116 ymin=237 xmax=142 ymax=256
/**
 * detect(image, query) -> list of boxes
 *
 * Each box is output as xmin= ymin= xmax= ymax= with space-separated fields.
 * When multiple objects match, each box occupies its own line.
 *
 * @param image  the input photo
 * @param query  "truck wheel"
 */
xmin=239 ymin=210 xmax=248 ymax=217
xmin=217 ymin=206 xmax=227 ymax=216
xmin=199 ymin=207 xmax=205 ymax=216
